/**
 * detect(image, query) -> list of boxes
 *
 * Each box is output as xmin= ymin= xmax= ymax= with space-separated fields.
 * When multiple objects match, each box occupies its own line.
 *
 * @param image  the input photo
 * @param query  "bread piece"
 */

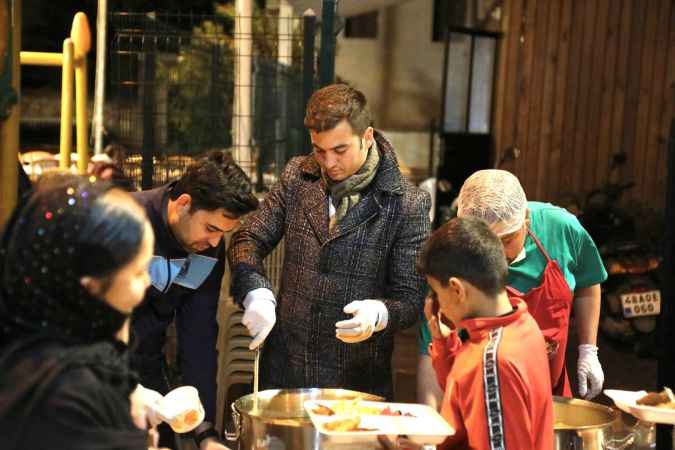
xmin=637 ymin=388 xmax=675 ymax=407
xmin=323 ymin=416 xmax=361 ymax=432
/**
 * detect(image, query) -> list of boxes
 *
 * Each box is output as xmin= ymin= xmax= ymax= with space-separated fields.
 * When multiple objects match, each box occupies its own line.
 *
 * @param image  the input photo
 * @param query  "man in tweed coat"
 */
xmin=228 ymin=84 xmax=431 ymax=398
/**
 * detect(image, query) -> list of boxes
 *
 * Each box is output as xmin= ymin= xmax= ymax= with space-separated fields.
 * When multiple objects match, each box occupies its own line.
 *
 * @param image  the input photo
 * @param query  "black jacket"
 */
xmin=228 ymin=131 xmax=431 ymax=399
xmin=132 ymin=183 xmax=225 ymax=318
xmin=130 ymin=183 xmax=224 ymax=422
xmin=0 ymin=337 xmax=147 ymax=450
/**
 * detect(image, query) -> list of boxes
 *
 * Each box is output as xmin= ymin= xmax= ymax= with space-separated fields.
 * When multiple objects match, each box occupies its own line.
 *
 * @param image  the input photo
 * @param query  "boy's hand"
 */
xmin=377 ymin=435 xmax=423 ymax=450
xmin=424 ymin=297 xmax=451 ymax=340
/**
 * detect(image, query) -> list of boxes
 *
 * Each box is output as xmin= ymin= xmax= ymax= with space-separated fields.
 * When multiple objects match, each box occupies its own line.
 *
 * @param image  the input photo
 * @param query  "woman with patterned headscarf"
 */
xmin=0 ymin=174 xmax=160 ymax=450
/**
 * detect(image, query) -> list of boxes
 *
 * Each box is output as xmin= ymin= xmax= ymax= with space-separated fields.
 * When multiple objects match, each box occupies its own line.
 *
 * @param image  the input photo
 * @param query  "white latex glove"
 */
xmin=335 ymin=300 xmax=388 ymax=344
xmin=577 ymin=344 xmax=604 ymax=399
xmin=135 ymin=384 xmax=165 ymax=428
xmin=242 ymin=289 xmax=277 ymax=350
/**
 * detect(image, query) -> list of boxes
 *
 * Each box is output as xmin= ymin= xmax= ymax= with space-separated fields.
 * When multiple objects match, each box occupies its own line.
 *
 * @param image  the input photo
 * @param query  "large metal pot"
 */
xmin=554 ymin=396 xmax=633 ymax=450
xmin=226 ymin=388 xmax=384 ymax=450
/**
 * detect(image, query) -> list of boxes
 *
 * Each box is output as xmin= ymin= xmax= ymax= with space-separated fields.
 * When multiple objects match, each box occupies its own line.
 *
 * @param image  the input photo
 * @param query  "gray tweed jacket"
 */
xmin=227 ymin=131 xmax=431 ymax=399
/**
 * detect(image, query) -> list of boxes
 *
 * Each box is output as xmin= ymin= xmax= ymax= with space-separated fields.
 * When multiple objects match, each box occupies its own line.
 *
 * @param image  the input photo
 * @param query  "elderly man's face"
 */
xmin=310 ymin=120 xmax=373 ymax=182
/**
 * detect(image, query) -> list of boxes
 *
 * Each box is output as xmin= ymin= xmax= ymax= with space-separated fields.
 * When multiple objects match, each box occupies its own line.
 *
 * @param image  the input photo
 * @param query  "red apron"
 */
xmin=506 ymin=230 xmax=573 ymax=397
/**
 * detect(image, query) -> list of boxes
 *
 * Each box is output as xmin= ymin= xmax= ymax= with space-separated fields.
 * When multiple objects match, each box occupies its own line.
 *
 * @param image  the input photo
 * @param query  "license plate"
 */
xmin=620 ymin=290 xmax=661 ymax=318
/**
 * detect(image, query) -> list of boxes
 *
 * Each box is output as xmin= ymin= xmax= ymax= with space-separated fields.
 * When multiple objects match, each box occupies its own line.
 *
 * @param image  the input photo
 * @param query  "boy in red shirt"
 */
xmin=416 ymin=217 xmax=553 ymax=450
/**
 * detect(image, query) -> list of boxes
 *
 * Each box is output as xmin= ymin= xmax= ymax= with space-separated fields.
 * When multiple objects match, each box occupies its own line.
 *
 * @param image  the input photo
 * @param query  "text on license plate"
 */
xmin=620 ymin=290 xmax=661 ymax=318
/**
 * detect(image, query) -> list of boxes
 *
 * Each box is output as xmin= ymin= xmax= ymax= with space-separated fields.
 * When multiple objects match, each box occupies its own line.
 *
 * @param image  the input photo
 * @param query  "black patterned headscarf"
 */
xmin=0 ymin=174 xmax=145 ymax=344
xmin=0 ymin=175 xmax=150 ymax=450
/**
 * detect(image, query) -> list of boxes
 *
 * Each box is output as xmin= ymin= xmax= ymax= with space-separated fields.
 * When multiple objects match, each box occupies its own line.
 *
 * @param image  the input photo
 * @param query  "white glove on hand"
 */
xmin=335 ymin=300 xmax=388 ymax=344
xmin=577 ymin=344 xmax=604 ymax=399
xmin=135 ymin=384 xmax=165 ymax=428
xmin=242 ymin=289 xmax=277 ymax=350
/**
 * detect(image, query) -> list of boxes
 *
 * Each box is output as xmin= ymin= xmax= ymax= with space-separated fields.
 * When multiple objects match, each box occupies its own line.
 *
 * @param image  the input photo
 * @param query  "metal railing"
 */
xmin=108 ymin=10 xmax=316 ymax=191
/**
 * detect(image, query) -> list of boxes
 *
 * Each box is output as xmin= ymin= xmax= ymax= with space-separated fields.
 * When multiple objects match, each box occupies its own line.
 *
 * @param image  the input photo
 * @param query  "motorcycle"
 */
xmin=597 ymin=240 xmax=661 ymax=357
xmin=566 ymin=155 xmax=663 ymax=357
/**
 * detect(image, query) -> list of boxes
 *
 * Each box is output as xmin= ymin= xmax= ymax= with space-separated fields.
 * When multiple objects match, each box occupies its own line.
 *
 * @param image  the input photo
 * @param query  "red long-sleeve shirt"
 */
xmin=429 ymin=299 xmax=554 ymax=450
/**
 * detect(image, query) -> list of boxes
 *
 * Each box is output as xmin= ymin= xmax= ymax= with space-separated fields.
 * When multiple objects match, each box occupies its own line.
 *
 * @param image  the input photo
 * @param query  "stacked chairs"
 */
xmin=216 ymin=299 xmax=254 ymax=434
xmin=215 ymin=236 xmax=285 ymax=434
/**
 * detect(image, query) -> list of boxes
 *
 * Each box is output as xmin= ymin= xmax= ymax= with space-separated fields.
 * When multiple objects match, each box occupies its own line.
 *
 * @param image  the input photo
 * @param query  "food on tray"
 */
xmin=313 ymin=401 xmax=417 ymax=433
xmin=312 ymin=400 xmax=416 ymax=417
xmin=636 ymin=388 xmax=675 ymax=409
xmin=322 ymin=416 xmax=378 ymax=432
xmin=323 ymin=416 xmax=362 ymax=432
xmin=311 ymin=404 xmax=336 ymax=416
xmin=312 ymin=400 xmax=383 ymax=416
xmin=605 ymin=389 xmax=675 ymax=425
xmin=306 ymin=400 xmax=455 ymax=442
xmin=380 ymin=406 xmax=415 ymax=417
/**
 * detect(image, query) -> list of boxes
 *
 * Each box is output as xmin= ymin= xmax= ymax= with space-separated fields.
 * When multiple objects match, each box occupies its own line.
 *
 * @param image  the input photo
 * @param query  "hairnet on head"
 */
xmin=457 ymin=169 xmax=528 ymax=236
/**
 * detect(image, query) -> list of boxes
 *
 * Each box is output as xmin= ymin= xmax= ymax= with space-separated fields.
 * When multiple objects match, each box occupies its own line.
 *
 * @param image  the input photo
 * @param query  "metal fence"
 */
xmin=108 ymin=10 xmax=315 ymax=191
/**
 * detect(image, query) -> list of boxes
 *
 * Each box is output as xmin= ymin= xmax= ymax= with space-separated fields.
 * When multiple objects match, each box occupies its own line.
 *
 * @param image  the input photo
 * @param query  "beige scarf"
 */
xmin=324 ymin=141 xmax=380 ymax=231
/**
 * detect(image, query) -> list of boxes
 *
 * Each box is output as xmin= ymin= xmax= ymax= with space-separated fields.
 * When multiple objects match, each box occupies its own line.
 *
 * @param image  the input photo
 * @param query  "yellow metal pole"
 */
xmin=71 ymin=12 xmax=91 ymax=175
xmin=19 ymin=51 xmax=62 ymax=66
xmin=74 ymin=56 xmax=88 ymax=174
xmin=0 ymin=0 xmax=21 ymax=228
xmin=59 ymin=38 xmax=74 ymax=170
xmin=75 ymin=57 xmax=89 ymax=175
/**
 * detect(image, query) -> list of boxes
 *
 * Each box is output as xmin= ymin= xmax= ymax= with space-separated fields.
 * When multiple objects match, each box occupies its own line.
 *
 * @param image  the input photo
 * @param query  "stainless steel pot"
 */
xmin=226 ymin=388 xmax=384 ymax=450
xmin=554 ymin=396 xmax=633 ymax=450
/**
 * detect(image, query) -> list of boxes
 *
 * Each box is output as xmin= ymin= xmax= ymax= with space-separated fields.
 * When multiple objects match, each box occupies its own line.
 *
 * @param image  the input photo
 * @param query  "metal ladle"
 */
xmin=252 ymin=346 xmax=261 ymax=413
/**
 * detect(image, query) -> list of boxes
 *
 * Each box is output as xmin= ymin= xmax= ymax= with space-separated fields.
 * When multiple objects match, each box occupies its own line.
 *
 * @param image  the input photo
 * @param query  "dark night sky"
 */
xmin=21 ymin=0 xmax=241 ymax=88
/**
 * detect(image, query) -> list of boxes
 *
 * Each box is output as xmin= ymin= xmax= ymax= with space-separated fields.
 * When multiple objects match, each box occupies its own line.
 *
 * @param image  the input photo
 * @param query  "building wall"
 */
xmin=334 ymin=0 xmax=674 ymax=210
xmin=383 ymin=130 xmax=439 ymax=182
xmin=335 ymin=0 xmax=445 ymax=131
xmin=334 ymin=0 xmax=445 ymax=176
xmin=334 ymin=15 xmax=386 ymax=123
xmin=493 ymin=0 xmax=675 ymax=209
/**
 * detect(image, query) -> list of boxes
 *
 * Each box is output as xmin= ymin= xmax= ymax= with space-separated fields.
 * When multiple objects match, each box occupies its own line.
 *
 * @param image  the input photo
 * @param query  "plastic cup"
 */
xmin=158 ymin=386 xmax=205 ymax=433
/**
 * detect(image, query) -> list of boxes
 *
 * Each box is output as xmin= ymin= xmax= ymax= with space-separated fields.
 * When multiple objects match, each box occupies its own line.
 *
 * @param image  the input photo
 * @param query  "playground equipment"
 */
xmin=0 ymin=6 xmax=92 ymax=227
xmin=0 ymin=0 xmax=20 ymax=226
xmin=20 ymin=12 xmax=91 ymax=173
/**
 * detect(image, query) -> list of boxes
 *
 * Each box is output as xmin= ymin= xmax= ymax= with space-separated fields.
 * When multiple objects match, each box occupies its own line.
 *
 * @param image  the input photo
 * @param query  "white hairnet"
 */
xmin=457 ymin=169 xmax=528 ymax=236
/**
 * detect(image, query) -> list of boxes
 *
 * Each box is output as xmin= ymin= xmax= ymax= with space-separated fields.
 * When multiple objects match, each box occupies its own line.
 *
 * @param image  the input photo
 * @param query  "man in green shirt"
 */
xmin=418 ymin=170 xmax=607 ymax=407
